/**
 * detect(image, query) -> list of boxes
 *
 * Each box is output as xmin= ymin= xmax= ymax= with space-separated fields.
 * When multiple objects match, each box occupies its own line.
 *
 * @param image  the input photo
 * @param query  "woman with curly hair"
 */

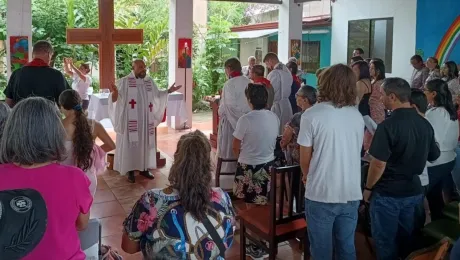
xmin=59 ymin=89 xmax=115 ymax=196
xmin=0 ymin=102 xmax=11 ymax=141
xmin=122 ymin=130 xmax=235 ymax=259
xmin=298 ymin=64 xmax=364 ymax=259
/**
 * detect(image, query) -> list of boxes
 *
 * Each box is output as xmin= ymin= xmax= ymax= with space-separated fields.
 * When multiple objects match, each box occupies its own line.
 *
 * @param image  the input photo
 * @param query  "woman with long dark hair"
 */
xmin=59 ymin=89 xmax=115 ymax=196
xmin=122 ymin=130 xmax=235 ymax=259
xmin=287 ymin=61 xmax=302 ymax=114
xmin=424 ymin=79 xmax=459 ymax=220
xmin=366 ymin=59 xmax=386 ymax=148
xmin=442 ymin=61 xmax=460 ymax=100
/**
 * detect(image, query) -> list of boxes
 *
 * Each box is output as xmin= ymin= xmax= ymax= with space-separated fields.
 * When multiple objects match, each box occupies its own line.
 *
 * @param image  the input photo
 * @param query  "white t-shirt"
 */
xmin=298 ymin=102 xmax=364 ymax=203
xmin=425 ymin=107 xmax=459 ymax=166
xmin=72 ymin=74 xmax=92 ymax=100
xmin=233 ymin=109 xmax=280 ymax=165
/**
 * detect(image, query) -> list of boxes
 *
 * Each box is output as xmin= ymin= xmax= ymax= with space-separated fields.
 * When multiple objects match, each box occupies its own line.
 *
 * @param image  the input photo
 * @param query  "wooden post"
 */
xmin=205 ymin=96 xmax=220 ymax=149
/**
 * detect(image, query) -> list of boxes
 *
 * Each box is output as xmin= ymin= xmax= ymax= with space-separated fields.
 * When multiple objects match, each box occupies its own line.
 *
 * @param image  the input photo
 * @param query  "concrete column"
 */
xmin=6 ymin=0 xmax=33 ymax=79
xmin=168 ymin=0 xmax=194 ymax=129
xmin=278 ymin=0 xmax=303 ymax=63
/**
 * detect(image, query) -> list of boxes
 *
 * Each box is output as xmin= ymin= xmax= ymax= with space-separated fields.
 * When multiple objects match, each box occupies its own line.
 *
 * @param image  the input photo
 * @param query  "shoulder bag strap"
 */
xmin=202 ymin=217 xmax=226 ymax=258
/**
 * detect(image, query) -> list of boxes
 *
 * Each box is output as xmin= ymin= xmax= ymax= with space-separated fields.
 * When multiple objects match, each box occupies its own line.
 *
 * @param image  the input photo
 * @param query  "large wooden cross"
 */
xmin=66 ymin=0 xmax=143 ymax=89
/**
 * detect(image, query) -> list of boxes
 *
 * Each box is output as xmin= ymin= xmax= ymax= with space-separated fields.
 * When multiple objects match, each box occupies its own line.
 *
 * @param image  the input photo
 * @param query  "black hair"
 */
xmin=444 ymin=61 xmax=459 ymax=81
xmin=286 ymin=61 xmax=298 ymax=76
xmin=354 ymin=48 xmax=364 ymax=55
xmin=382 ymin=77 xmax=411 ymax=103
xmin=410 ymin=88 xmax=428 ymax=114
xmin=245 ymin=83 xmax=268 ymax=110
xmin=59 ymin=89 xmax=94 ymax=171
xmin=351 ymin=60 xmax=371 ymax=80
xmin=411 ymin=55 xmax=423 ymax=63
xmin=351 ymin=56 xmax=364 ymax=63
xmin=252 ymin=65 xmax=265 ymax=77
xmin=425 ymin=79 xmax=457 ymax=121
xmin=370 ymin=59 xmax=386 ymax=81
xmin=224 ymin=57 xmax=242 ymax=73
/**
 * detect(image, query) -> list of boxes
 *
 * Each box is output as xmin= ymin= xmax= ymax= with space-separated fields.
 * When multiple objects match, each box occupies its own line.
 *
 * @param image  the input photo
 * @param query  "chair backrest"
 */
xmin=79 ymin=218 xmax=101 ymax=254
xmin=405 ymin=238 xmax=450 ymax=260
xmin=269 ymin=165 xmax=305 ymax=235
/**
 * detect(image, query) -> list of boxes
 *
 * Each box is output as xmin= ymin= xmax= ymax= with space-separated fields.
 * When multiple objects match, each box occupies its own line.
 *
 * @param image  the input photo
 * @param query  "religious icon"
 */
xmin=178 ymin=38 xmax=192 ymax=68
xmin=10 ymin=36 xmax=29 ymax=72
xmin=290 ymin=39 xmax=301 ymax=64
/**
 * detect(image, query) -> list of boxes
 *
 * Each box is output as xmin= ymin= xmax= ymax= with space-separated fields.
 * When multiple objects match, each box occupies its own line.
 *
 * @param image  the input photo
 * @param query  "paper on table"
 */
xmin=363 ymin=115 xmax=377 ymax=135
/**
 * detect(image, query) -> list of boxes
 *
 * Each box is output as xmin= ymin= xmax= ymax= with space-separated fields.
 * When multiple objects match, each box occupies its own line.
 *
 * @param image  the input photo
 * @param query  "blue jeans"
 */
xmin=451 ymin=239 xmax=460 ymax=260
xmin=370 ymin=192 xmax=423 ymax=260
xmin=305 ymin=199 xmax=359 ymax=260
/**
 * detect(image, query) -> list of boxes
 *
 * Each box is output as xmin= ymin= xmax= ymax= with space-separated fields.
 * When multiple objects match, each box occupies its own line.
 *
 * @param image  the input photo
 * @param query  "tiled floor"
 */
xmin=93 ymin=111 xmax=375 ymax=259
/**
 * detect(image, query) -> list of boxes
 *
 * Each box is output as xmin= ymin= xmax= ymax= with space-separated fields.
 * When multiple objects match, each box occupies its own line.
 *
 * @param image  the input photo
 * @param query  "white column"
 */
xmin=278 ymin=0 xmax=303 ymax=63
xmin=6 ymin=0 xmax=33 ymax=79
xmin=168 ymin=0 xmax=193 ymax=129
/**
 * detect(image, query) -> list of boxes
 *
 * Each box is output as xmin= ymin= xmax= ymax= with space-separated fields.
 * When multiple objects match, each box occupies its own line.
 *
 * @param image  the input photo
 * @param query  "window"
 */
xmin=301 ymin=41 xmax=321 ymax=73
xmin=348 ymin=18 xmax=394 ymax=72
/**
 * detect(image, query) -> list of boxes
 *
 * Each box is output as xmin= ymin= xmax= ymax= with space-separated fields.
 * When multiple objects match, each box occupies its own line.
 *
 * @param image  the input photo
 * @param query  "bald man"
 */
xmin=109 ymin=60 xmax=182 ymax=183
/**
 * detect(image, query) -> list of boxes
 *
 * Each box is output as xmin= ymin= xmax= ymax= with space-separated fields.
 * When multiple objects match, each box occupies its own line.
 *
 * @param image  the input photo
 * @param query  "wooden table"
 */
xmin=205 ymin=95 xmax=220 ymax=149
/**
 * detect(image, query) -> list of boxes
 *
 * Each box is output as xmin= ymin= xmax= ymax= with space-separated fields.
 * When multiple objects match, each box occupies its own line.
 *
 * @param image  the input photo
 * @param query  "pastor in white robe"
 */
xmin=268 ymin=63 xmax=293 ymax=134
xmin=217 ymin=76 xmax=251 ymax=178
xmin=108 ymin=72 xmax=168 ymax=175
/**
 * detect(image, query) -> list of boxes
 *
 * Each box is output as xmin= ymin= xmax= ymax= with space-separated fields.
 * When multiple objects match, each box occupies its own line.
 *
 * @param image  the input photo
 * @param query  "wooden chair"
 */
xmin=239 ymin=165 xmax=308 ymax=260
xmin=405 ymin=238 xmax=450 ymax=260
xmin=214 ymin=157 xmax=237 ymax=188
xmin=107 ymin=151 xmax=115 ymax=170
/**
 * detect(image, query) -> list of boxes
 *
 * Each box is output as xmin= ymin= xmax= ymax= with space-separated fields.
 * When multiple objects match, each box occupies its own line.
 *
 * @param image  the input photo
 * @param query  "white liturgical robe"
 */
xmin=217 ymin=76 xmax=251 ymax=175
xmin=268 ymin=63 xmax=293 ymax=134
xmin=108 ymin=72 xmax=168 ymax=175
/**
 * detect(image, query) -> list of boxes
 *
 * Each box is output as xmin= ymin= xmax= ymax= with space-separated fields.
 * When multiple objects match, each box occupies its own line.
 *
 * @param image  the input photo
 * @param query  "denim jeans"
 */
xmin=305 ymin=199 xmax=359 ymax=260
xmin=451 ymin=239 xmax=460 ymax=260
xmin=427 ymin=160 xmax=456 ymax=221
xmin=370 ymin=192 xmax=423 ymax=260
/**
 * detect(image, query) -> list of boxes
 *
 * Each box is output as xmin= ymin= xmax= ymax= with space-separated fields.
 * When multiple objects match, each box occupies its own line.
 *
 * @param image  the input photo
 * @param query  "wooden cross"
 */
xmin=66 ymin=0 xmax=143 ymax=89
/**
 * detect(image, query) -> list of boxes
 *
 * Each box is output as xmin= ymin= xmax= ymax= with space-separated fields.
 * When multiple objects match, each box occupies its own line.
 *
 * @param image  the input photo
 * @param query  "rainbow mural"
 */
xmin=435 ymin=15 xmax=460 ymax=63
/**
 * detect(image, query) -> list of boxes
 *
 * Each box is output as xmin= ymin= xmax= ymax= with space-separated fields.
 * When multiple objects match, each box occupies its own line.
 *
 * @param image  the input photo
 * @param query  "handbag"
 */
xmin=202 ymin=217 xmax=226 ymax=259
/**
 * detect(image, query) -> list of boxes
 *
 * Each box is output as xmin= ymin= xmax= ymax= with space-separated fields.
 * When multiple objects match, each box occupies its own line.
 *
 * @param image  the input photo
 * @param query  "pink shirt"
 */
xmin=0 ymin=163 xmax=93 ymax=260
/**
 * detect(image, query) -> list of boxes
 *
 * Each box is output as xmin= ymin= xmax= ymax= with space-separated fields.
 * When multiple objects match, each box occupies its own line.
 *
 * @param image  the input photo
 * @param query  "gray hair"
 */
xmin=288 ymin=57 xmax=297 ymax=63
xmin=0 ymin=102 xmax=11 ymax=140
xmin=248 ymin=56 xmax=256 ymax=62
xmin=0 ymin=97 xmax=66 ymax=165
xmin=297 ymin=85 xmax=317 ymax=105
xmin=32 ymin=40 xmax=53 ymax=55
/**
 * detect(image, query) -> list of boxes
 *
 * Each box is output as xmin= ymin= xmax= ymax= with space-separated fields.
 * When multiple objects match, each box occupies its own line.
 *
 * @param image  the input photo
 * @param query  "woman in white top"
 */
xmin=64 ymin=58 xmax=93 ymax=111
xmin=59 ymin=89 xmax=116 ymax=197
xmin=232 ymin=83 xmax=280 ymax=259
xmin=424 ymin=79 xmax=459 ymax=220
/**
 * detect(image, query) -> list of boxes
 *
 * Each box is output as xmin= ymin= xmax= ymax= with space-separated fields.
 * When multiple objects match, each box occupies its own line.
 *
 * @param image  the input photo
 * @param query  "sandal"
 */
xmin=100 ymin=244 xmax=123 ymax=260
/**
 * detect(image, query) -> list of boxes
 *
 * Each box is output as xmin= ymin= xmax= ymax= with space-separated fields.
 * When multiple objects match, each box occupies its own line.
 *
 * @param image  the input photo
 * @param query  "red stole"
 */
xmin=293 ymin=75 xmax=302 ymax=86
xmin=253 ymin=77 xmax=271 ymax=88
xmin=229 ymin=71 xmax=242 ymax=79
xmin=25 ymin=58 xmax=49 ymax=67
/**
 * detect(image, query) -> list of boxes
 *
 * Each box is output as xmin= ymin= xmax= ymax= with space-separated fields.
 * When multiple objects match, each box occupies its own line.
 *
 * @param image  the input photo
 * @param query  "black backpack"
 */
xmin=0 ymin=189 xmax=48 ymax=259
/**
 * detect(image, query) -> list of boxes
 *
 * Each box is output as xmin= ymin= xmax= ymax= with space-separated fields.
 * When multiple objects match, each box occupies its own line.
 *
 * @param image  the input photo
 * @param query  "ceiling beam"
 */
xmin=208 ymin=0 xmax=282 ymax=4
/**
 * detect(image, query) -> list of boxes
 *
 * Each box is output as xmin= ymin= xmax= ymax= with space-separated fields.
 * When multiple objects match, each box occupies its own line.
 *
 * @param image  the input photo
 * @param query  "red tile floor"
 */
xmin=94 ymin=111 xmax=375 ymax=259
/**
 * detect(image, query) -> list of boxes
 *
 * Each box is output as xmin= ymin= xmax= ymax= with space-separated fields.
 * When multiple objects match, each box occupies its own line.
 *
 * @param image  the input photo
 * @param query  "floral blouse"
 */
xmin=124 ymin=187 xmax=236 ymax=260
xmin=364 ymin=80 xmax=386 ymax=151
